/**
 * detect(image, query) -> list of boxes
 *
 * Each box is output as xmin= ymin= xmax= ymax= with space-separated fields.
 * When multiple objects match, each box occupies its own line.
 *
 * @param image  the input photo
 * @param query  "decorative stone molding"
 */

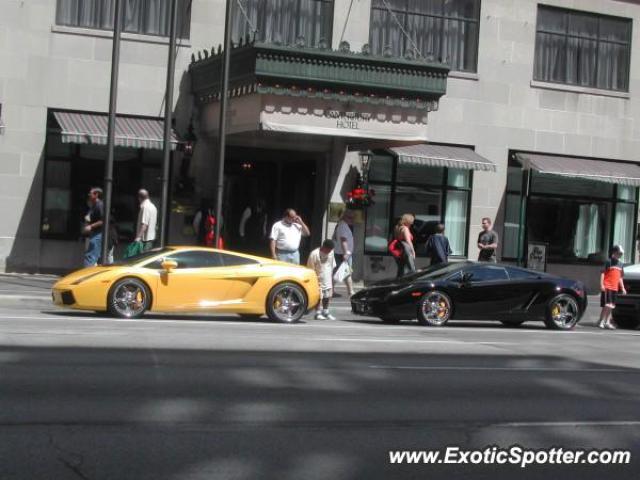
xmin=190 ymin=41 xmax=450 ymax=108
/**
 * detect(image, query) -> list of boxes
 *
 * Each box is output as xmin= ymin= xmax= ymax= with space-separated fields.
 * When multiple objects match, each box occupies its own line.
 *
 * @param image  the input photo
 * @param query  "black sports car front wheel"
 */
xmin=544 ymin=294 xmax=580 ymax=330
xmin=417 ymin=291 xmax=452 ymax=326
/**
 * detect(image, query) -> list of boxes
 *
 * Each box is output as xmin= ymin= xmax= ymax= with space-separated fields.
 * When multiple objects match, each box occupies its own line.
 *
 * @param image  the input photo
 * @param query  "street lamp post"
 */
xmin=215 ymin=0 xmax=234 ymax=246
xmin=101 ymin=0 xmax=124 ymax=265
xmin=159 ymin=0 xmax=179 ymax=248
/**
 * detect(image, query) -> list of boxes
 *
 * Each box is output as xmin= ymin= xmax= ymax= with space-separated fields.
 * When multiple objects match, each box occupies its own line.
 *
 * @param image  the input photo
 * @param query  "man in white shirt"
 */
xmin=333 ymin=209 xmax=355 ymax=296
xmin=135 ymin=189 xmax=158 ymax=251
xmin=269 ymin=208 xmax=310 ymax=264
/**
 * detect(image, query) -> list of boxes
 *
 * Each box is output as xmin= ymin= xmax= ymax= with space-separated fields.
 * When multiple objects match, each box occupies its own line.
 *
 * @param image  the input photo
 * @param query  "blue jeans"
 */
xmin=276 ymin=250 xmax=300 ymax=264
xmin=84 ymin=232 xmax=102 ymax=267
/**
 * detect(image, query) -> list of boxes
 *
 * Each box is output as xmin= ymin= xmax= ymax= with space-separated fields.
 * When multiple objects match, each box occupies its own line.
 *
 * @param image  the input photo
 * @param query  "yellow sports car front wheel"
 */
xmin=108 ymin=277 xmax=151 ymax=319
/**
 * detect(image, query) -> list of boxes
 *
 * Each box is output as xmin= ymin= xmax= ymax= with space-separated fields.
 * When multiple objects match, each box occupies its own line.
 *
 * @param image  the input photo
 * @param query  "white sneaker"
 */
xmin=315 ymin=312 xmax=327 ymax=320
xmin=323 ymin=311 xmax=336 ymax=321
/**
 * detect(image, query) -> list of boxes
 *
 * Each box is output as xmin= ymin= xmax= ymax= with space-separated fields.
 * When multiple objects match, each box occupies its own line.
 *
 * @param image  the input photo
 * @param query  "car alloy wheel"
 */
xmin=108 ymin=278 xmax=150 ymax=319
xmin=266 ymin=282 xmax=307 ymax=323
xmin=545 ymin=294 xmax=579 ymax=330
xmin=417 ymin=291 xmax=452 ymax=326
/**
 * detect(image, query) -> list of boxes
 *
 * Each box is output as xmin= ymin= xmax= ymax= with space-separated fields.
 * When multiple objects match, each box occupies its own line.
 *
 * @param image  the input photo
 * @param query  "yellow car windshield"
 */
xmin=111 ymin=247 xmax=174 ymax=267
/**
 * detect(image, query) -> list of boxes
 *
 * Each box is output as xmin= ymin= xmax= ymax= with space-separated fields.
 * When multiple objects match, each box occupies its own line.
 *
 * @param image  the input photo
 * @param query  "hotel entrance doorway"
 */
xmin=224 ymin=147 xmax=318 ymax=260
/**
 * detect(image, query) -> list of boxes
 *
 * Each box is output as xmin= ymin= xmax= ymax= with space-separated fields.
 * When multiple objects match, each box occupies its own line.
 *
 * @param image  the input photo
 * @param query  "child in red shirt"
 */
xmin=598 ymin=245 xmax=626 ymax=330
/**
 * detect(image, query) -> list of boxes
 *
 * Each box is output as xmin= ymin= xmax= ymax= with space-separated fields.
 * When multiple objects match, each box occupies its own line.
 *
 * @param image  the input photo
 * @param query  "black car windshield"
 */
xmin=110 ymin=247 xmax=174 ymax=266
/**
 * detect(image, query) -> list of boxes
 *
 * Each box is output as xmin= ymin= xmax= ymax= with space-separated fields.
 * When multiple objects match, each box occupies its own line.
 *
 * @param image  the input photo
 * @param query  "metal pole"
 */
xmin=160 ymin=0 xmax=179 ymax=247
xmin=215 ymin=0 xmax=234 ymax=246
xmin=101 ymin=0 xmax=123 ymax=265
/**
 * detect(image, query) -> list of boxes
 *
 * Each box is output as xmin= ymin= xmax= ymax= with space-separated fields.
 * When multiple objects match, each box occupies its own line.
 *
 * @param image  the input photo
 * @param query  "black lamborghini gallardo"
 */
xmin=351 ymin=262 xmax=587 ymax=330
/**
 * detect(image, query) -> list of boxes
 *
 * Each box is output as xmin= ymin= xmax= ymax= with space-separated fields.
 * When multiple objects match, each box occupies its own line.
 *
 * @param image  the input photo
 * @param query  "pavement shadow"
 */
xmin=39 ymin=309 xmax=313 ymax=325
xmin=0 ymin=347 xmax=639 ymax=479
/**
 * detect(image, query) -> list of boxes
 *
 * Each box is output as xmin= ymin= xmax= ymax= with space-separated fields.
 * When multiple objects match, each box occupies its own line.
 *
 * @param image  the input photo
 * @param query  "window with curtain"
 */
xmin=369 ymin=0 xmax=480 ymax=72
xmin=365 ymin=152 xmax=472 ymax=256
xmin=526 ymin=170 xmax=638 ymax=263
xmin=534 ymin=5 xmax=631 ymax=91
xmin=232 ymin=0 xmax=334 ymax=47
xmin=55 ymin=0 xmax=192 ymax=39
xmin=41 ymin=113 xmax=164 ymax=240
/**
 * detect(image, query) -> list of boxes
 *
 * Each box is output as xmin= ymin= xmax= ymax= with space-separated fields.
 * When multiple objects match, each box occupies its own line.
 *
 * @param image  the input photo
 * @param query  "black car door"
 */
xmin=503 ymin=267 xmax=547 ymax=316
xmin=450 ymin=265 xmax=519 ymax=319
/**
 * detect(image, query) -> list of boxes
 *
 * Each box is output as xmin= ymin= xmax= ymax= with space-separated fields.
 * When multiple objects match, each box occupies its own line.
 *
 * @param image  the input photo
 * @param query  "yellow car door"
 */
xmin=217 ymin=252 xmax=272 ymax=304
xmin=153 ymin=250 xmax=234 ymax=311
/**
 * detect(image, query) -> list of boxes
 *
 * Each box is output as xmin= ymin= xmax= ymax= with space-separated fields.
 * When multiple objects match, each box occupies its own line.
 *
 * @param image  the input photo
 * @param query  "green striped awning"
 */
xmin=389 ymin=144 xmax=496 ymax=172
xmin=53 ymin=111 xmax=178 ymax=150
xmin=516 ymin=152 xmax=640 ymax=186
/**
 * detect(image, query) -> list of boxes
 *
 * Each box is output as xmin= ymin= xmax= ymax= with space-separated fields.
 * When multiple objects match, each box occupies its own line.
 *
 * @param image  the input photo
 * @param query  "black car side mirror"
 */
xmin=461 ymin=272 xmax=472 ymax=284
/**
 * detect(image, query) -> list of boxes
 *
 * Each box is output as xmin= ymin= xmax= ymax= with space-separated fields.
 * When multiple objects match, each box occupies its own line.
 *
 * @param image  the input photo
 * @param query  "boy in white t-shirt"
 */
xmin=307 ymin=239 xmax=337 ymax=320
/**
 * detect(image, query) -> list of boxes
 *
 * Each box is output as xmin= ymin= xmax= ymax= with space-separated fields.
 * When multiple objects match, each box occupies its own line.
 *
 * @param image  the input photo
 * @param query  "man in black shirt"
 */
xmin=477 ymin=217 xmax=499 ymax=262
xmin=425 ymin=223 xmax=453 ymax=265
xmin=83 ymin=187 xmax=104 ymax=267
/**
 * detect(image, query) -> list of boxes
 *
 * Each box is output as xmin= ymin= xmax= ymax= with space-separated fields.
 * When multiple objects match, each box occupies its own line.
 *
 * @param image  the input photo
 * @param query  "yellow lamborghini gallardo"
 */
xmin=52 ymin=246 xmax=320 ymax=323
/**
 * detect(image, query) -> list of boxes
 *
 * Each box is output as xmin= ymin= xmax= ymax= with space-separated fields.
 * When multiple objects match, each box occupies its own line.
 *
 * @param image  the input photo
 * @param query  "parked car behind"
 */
xmin=612 ymin=263 xmax=640 ymax=329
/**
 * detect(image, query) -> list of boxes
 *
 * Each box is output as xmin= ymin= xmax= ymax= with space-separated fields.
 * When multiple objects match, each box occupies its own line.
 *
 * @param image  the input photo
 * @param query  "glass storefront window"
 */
xmin=506 ymin=166 xmax=523 ymax=193
xmin=617 ymin=185 xmax=636 ymax=201
xmin=503 ymin=193 xmax=521 ymax=259
xmin=396 ymin=162 xmax=444 ymax=185
xmin=41 ymin=120 xmax=164 ymax=240
xmin=42 ymin=160 xmax=72 ymax=236
xmin=368 ymin=154 xmax=394 ymax=182
xmin=364 ymin=153 xmax=472 ymax=256
xmin=445 ymin=190 xmax=468 ymax=255
xmin=393 ymin=186 xmax=442 ymax=225
xmin=364 ymin=184 xmax=392 ymax=253
xmin=614 ymin=202 xmax=635 ymax=258
xmin=528 ymin=196 xmax=612 ymax=262
xmin=448 ymin=169 xmax=469 ymax=188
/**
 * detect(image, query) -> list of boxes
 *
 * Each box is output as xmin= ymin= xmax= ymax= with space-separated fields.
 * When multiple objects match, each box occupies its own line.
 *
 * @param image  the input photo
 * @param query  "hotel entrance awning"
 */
xmin=515 ymin=153 xmax=640 ymax=186
xmin=389 ymin=144 xmax=496 ymax=172
xmin=53 ymin=111 xmax=178 ymax=150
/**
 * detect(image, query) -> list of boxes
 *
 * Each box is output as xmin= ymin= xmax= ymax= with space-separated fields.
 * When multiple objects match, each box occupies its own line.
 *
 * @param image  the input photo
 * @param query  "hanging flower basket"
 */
xmin=346 ymin=180 xmax=375 ymax=209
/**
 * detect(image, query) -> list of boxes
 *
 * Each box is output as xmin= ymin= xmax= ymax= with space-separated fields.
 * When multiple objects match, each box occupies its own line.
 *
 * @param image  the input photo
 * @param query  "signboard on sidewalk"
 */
xmin=526 ymin=242 xmax=548 ymax=272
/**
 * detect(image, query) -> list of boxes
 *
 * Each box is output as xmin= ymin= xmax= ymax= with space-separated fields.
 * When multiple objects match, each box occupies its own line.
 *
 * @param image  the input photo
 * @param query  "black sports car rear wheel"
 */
xmin=544 ymin=294 xmax=579 ymax=330
xmin=266 ymin=282 xmax=307 ymax=323
xmin=417 ymin=291 xmax=452 ymax=326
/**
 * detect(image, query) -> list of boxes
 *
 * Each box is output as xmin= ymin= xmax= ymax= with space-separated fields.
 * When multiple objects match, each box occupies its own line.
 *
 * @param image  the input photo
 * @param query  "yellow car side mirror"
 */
xmin=161 ymin=259 xmax=178 ymax=272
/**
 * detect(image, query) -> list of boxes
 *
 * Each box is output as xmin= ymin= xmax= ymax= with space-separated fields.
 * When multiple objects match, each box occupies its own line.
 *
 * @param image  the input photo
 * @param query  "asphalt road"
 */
xmin=0 ymin=274 xmax=639 ymax=480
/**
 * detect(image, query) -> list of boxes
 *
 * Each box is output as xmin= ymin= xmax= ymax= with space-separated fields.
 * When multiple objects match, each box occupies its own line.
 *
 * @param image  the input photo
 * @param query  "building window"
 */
xmin=526 ymin=172 xmax=637 ymax=263
xmin=364 ymin=152 xmax=472 ymax=256
xmin=232 ymin=0 xmax=334 ymax=48
xmin=534 ymin=5 xmax=631 ymax=92
xmin=55 ymin=0 xmax=191 ymax=39
xmin=502 ymin=164 xmax=524 ymax=260
xmin=41 ymin=116 xmax=164 ymax=240
xmin=369 ymin=0 xmax=480 ymax=72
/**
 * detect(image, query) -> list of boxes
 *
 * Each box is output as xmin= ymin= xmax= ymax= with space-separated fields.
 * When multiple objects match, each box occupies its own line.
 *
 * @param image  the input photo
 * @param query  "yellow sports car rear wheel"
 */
xmin=108 ymin=277 xmax=151 ymax=319
xmin=266 ymin=282 xmax=307 ymax=323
